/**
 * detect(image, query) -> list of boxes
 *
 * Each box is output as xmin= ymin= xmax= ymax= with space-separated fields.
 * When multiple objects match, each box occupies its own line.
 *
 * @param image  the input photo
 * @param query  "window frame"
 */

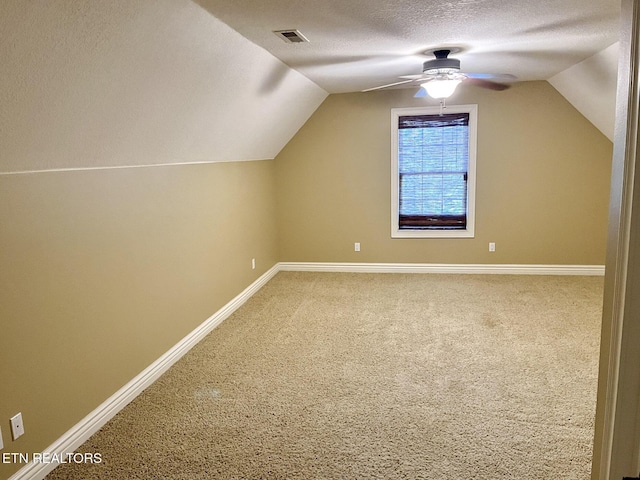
xmin=391 ymin=104 xmax=478 ymax=238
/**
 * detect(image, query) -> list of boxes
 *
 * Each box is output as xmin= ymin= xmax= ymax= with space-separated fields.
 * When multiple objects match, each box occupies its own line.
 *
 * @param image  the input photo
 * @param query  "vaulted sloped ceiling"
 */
xmin=549 ymin=43 xmax=618 ymax=142
xmin=0 ymin=0 xmax=328 ymax=174
xmin=0 ymin=0 xmax=619 ymax=176
xmin=195 ymin=0 xmax=619 ymax=142
xmin=195 ymin=0 xmax=619 ymax=94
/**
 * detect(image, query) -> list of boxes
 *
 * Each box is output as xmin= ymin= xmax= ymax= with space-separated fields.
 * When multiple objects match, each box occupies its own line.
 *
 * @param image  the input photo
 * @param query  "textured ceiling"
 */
xmin=0 ymin=0 xmax=327 ymax=172
xmin=195 ymin=0 xmax=620 ymax=93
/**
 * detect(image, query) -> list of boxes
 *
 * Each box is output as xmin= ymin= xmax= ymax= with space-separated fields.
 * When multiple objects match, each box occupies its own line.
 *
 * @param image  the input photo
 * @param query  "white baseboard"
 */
xmin=10 ymin=260 xmax=603 ymax=479
xmin=9 ymin=265 xmax=279 ymax=480
xmin=277 ymin=262 xmax=606 ymax=276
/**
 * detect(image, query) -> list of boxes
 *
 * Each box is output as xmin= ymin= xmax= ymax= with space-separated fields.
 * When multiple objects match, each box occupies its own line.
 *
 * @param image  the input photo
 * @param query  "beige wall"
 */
xmin=0 ymin=160 xmax=277 ymax=479
xmin=275 ymin=82 xmax=613 ymax=265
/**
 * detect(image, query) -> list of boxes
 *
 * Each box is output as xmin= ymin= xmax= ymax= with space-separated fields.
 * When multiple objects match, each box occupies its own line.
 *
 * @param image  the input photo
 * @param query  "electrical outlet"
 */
xmin=10 ymin=413 xmax=24 ymax=440
xmin=354 ymin=242 xmax=361 ymax=252
xmin=251 ymin=258 xmax=256 ymax=270
xmin=489 ymin=242 xmax=496 ymax=252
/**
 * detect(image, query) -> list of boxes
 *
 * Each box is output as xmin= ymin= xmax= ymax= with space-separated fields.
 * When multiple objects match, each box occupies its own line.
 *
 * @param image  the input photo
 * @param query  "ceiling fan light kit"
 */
xmin=421 ymin=78 xmax=462 ymax=99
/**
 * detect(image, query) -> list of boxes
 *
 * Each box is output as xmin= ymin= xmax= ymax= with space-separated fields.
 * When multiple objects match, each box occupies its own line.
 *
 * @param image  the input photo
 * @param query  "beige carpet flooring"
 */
xmin=47 ymin=272 xmax=603 ymax=479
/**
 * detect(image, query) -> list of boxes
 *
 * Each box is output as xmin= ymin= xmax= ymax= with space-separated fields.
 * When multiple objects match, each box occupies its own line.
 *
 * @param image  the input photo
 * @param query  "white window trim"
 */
xmin=391 ymin=104 xmax=477 ymax=238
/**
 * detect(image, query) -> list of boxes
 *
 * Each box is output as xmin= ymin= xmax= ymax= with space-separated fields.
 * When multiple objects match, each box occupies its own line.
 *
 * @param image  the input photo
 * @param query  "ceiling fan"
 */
xmin=362 ymin=48 xmax=516 ymax=99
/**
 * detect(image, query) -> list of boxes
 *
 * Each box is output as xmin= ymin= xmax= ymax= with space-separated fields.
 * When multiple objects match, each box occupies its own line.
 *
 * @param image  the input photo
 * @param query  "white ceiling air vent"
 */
xmin=273 ymin=29 xmax=309 ymax=43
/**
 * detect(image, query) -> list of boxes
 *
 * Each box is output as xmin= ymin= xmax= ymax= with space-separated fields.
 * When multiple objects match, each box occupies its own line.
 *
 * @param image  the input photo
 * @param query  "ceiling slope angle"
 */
xmin=0 ymin=0 xmax=328 ymax=173
xmin=194 ymin=0 xmax=620 ymax=95
xmin=549 ymin=42 xmax=619 ymax=141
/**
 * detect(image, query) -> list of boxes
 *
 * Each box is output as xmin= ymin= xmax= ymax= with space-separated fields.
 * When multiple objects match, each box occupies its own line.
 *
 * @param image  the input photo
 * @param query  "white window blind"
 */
xmin=391 ymin=104 xmax=476 ymax=239
xmin=398 ymin=112 xmax=470 ymax=230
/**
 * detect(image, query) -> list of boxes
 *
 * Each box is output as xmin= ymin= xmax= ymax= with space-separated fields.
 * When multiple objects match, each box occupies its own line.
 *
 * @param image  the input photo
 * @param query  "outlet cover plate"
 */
xmin=10 ymin=413 xmax=24 ymax=440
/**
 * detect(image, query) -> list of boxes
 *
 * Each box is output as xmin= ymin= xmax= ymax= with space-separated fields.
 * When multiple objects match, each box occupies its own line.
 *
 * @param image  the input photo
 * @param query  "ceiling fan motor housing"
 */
xmin=423 ymin=57 xmax=461 ymax=75
xmin=422 ymin=49 xmax=461 ymax=75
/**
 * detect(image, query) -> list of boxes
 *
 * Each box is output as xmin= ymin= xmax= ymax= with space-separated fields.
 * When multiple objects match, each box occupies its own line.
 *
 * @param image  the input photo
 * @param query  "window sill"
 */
xmin=391 ymin=228 xmax=475 ymax=239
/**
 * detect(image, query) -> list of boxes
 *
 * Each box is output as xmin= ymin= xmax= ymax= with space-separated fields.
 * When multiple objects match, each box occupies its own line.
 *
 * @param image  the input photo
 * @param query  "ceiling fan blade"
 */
xmin=414 ymin=88 xmax=427 ymax=98
xmin=465 ymin=77 xmax=511 ymax=91
xmin=465 ymin=73 xmax=517 ymax=81
xmin=399 ymin=74 xmax=430 ymax=80
xmin=362 ymin=79 xmax=414 ymax=92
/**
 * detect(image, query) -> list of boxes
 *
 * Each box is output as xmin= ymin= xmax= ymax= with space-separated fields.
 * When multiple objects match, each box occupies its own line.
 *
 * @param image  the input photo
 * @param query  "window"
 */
xmin=391 ymin=104 xmax=477 ymax=238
